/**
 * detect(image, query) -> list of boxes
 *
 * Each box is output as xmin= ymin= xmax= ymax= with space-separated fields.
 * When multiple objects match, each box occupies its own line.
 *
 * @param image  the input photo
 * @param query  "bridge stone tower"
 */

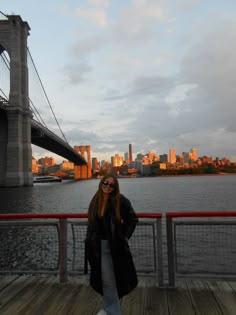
xmin=0 ymin=15 xmax=32 ymax=186
xmin=74 ymin=145 xmax=92 ymax=179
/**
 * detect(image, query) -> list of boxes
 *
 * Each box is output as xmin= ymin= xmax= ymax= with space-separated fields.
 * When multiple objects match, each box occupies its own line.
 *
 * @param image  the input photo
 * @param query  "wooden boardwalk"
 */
xmin=1 ymin=275 xmax=236 ymax=315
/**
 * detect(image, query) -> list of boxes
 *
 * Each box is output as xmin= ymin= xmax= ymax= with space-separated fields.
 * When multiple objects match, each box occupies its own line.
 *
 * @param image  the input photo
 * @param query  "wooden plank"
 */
xmin=37 ymin=282 xmax=82 ymax=315
xmin=121 ymin=279 xmax=146 ymax=315
xmin=0 ymin=275 xmax=35 ymax=310
xmin=0 ymin=275 xmax=20 ymax=291
xmin=54 ymin=283 xmax=84 ymax=315
xmin=67 ymin=284 xmax=102 ymax=315
xmin=187 ymin=280 xmax=222 ymax=315
xmin=167 ymin=281 xmax=195 ymax=315
xmin=207 ymin=280 xmax=236 ymax=315
xmin=228 ymin=281 xmax=236 ymax=293
xmin=145 ymin=286 xmax=168 ymax=315
xmin=0 ymin=276 xmax=58 ymax=315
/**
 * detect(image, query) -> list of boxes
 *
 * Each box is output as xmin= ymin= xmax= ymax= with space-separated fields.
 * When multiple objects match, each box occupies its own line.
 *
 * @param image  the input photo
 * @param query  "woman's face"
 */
xmin=101 ymin=177 xmax=115 ymax=195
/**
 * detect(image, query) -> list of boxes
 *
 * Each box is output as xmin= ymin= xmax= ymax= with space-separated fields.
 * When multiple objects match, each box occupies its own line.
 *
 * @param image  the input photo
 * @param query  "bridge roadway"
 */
xmin=0 ymin=97 xmax=86 ymax=165
xmin=0 ymin=275 xmax=236 ymax=314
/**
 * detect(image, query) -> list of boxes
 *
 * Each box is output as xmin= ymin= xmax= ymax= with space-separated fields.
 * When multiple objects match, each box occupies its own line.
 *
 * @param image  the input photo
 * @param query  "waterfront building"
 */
xmin=201 ymin=156 xmax=213 ymax=163
xmin=124 ymin=152 xmax=129 ymax=164
xmin=128 ymin=161 xmax=136 ymax=169
xmin=111 ymin=154 xmax=123 ymax=167
xmin=160 ymin=154 xmax=168 ymax=163
xmin=60 ymin=160 xmax=74 ymax=170
xmin=146 ymin=151 xmax=159 ymax=162
xmin=182 ymin=152 xmax=190 ymax=163
xmin=92 ymin=157 xmax=99 ymax=171
xmin=38 ymin=156 xmax=55 ymax=166
xmin=190 ymin=147 xmax=198 ymax=161
xmin=129 ymin=143 xmax=133 ymax=163
xmin=159 ymin=163 xmax=167 ymax=170
xmin=135 ymin=160 xmax=150 ymax=175
xmin=136 ymin=151 xmax=158 ymax=166
xmin=32 ymin=157 xmax=38 ymax=174
xmin=136 ymin=153 xmax=144 ymax=160
xmin=168 ymin=148 xmax=176 ymax=164
xmin=47 ymin=164 xmax=60 ymax=173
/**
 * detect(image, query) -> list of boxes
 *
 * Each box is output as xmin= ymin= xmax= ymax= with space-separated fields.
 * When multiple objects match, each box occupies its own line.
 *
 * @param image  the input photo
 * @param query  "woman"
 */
xmin=85 ymin=173 xmax=138 ymax=315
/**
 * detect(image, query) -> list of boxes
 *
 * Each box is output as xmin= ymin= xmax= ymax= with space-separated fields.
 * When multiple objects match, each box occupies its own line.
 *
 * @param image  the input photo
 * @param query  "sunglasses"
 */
xmin=102 ymin=181 xmax=115 ymax=189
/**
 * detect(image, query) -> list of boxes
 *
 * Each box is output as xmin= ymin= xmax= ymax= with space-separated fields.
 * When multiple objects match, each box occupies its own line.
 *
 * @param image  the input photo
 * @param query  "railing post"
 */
xmin=59 ymin=218 xmax=68 ymax=283
xmin=156 ymin=218 xmax=164 ymax=287
xmin=166 ymin=215 xmax=176 ymax=288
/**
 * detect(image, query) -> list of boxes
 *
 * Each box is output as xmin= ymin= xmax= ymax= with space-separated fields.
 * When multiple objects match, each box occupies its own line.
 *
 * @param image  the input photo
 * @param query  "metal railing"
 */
xmin=0 ymin=212 xmax=163 ymax=286
xmin=3 ymin=211 xmax=236 ymax=288
xmin=166 ymin=211 xmax=236 ymax=288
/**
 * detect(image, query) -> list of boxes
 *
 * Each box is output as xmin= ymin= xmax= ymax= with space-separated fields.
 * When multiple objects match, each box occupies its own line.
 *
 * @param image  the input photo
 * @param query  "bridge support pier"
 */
xmin=74 ymin=145 xmax=92 ymax=179
xmin=0 ymin=15 xmax=33 ymax=186
xmin=5 ymin=107 xmax=32 ymax=186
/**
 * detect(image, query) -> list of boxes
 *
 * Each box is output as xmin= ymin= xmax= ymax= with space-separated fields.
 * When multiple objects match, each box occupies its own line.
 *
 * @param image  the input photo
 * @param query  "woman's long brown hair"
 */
xmin=88 ymin=174 xmax=121 ymax=222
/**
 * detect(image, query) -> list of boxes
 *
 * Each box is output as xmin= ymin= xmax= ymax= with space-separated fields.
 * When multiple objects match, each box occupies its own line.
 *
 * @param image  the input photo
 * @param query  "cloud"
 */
xmin=109 ymin=0 xmax=169 ymax=46
xmin=69 ymin=34 xmax=105 ymax=59
xmin=74 ymin=0 xmax=109 ymax=27
xmin=62 ymin=62 xmax=92 ymax=85
xmin=121 ymin=0 xmax=168 ymax=21
xmin=179 ymin=15 xmax=236 ymax=129
xmin=131 ymin=75 xmax=176 ymax=98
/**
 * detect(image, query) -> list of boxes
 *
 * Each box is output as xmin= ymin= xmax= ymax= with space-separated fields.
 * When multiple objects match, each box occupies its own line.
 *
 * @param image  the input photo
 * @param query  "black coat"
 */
xmin=85 ymin=194 xmax=138 ymax=298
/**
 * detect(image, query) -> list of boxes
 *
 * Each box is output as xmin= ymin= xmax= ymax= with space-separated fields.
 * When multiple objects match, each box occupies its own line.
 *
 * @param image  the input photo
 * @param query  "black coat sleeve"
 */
xmin=120 ymin=195 xmax=138 ymax=239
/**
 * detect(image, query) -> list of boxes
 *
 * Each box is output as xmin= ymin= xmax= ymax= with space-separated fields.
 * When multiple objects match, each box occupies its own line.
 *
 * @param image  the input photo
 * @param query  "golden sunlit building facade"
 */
xmin=168 ymin=148 xmax=176 ymax=164
xmin=111 ymin=154 xmax=123 ymax=167
xmin=60 ymin=160 xmax=74 ymax=170
xmin=38 ymin=156 xmax=55 ymax=166
xmin=32 ymin=157 xmax=38 ymax=174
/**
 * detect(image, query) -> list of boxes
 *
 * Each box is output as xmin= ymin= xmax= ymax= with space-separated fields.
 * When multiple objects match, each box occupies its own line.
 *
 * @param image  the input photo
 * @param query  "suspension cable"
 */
xmin=27 ymin=48 xmax=69 ymax=144
xmin=0 ymin=88 xmax=8 ymax=99
xmin=0 ymin=11 xmax=8 ymax=18
xmin=0 ymin=52 xmax=47 ymax=126
xmin=29 ymin=98 xmax=47 ymax=127
xmin=1 ymin=52 xmax=10 ymax=70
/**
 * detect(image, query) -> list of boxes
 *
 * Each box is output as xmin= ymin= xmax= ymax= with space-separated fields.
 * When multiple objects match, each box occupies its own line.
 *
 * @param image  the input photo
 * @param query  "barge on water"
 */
xmin=33 ymin=175 xmax=62 ymax=183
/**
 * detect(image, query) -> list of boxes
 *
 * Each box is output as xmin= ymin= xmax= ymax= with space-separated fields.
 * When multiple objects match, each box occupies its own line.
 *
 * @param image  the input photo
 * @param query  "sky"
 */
xmin=1 ymin=0 xmax=236 ymax=163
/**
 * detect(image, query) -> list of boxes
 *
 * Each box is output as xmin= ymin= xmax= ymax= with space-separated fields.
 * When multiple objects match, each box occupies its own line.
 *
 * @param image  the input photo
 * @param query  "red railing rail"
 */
xmin=0 ymin=212 xmax=162 ymax=219
xmin=137 ymin=212 xmax=162 ymax=218
xmin=0 ymin=213 xmax=88 ymax=219
xmin=166 ymin=211 xmax=236 ymax=218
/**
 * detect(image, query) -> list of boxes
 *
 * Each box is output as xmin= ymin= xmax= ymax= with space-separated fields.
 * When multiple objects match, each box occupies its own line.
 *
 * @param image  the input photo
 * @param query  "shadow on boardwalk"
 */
xmin=0 ymin=275 xmax=236 ymax=314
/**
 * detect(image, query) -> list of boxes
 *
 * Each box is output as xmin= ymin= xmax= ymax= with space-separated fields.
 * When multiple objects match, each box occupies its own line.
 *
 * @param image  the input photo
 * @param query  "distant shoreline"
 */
xmin=95 ymin=173 xmax=236 ymax=179
xmin=145 ymin=173 xmax=236 ymax=178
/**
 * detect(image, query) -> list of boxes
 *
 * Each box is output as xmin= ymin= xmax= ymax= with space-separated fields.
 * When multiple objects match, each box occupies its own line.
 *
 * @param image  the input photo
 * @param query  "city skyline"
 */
xmin=1 ymin=1 xmax=236 ymax=163
xmin=34 ymin=145 xmax=235 ymax=165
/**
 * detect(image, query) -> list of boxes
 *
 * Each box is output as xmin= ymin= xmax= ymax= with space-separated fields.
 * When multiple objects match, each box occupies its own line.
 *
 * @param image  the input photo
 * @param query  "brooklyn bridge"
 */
xmin=0 ymin=13 xmax=91 ymax=187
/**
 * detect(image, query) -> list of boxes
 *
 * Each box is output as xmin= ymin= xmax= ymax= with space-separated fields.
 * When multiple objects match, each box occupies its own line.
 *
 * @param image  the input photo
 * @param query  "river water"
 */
xmin=1 ymin=175 xmax=236 ymax=280
xmin=0 ymin=175 xmax=236 ymax=214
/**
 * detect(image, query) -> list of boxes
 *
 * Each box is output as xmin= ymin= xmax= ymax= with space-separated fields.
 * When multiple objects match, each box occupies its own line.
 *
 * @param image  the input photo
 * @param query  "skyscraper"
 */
xmin=190 ymin=147 xmax=198 ymax=161
xmin=111 ymin=154 xmax=123 ymax=167
xmin=169 ymin=148 xmax=176 ymax=164
xmin=129 ymin=144 xmax=132 ymax=163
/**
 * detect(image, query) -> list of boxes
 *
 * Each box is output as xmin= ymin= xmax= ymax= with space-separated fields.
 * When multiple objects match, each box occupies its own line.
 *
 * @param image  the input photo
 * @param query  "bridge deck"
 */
xmin=0 ymin=275 xmax=236 ymax=314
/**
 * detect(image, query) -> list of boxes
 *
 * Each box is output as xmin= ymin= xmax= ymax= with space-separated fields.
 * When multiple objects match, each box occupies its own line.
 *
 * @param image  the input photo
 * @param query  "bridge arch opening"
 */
xmin=0 ymin=46 xmax=10 ymax=100
xmin=83 ymin=151 xmax=88 ymax=162
xmin=0 ymin=108 xmax=8 ymax=186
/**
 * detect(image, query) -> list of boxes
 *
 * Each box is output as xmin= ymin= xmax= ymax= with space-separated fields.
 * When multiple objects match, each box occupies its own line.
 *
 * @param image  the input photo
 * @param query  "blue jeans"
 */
xmin=101 ymin=240 xmax=122 ymax=315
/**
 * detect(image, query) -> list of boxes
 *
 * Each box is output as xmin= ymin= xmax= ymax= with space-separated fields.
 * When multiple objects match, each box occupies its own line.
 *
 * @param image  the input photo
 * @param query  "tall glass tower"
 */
xmin=129 ymin=144 xmax=133 ymax=163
